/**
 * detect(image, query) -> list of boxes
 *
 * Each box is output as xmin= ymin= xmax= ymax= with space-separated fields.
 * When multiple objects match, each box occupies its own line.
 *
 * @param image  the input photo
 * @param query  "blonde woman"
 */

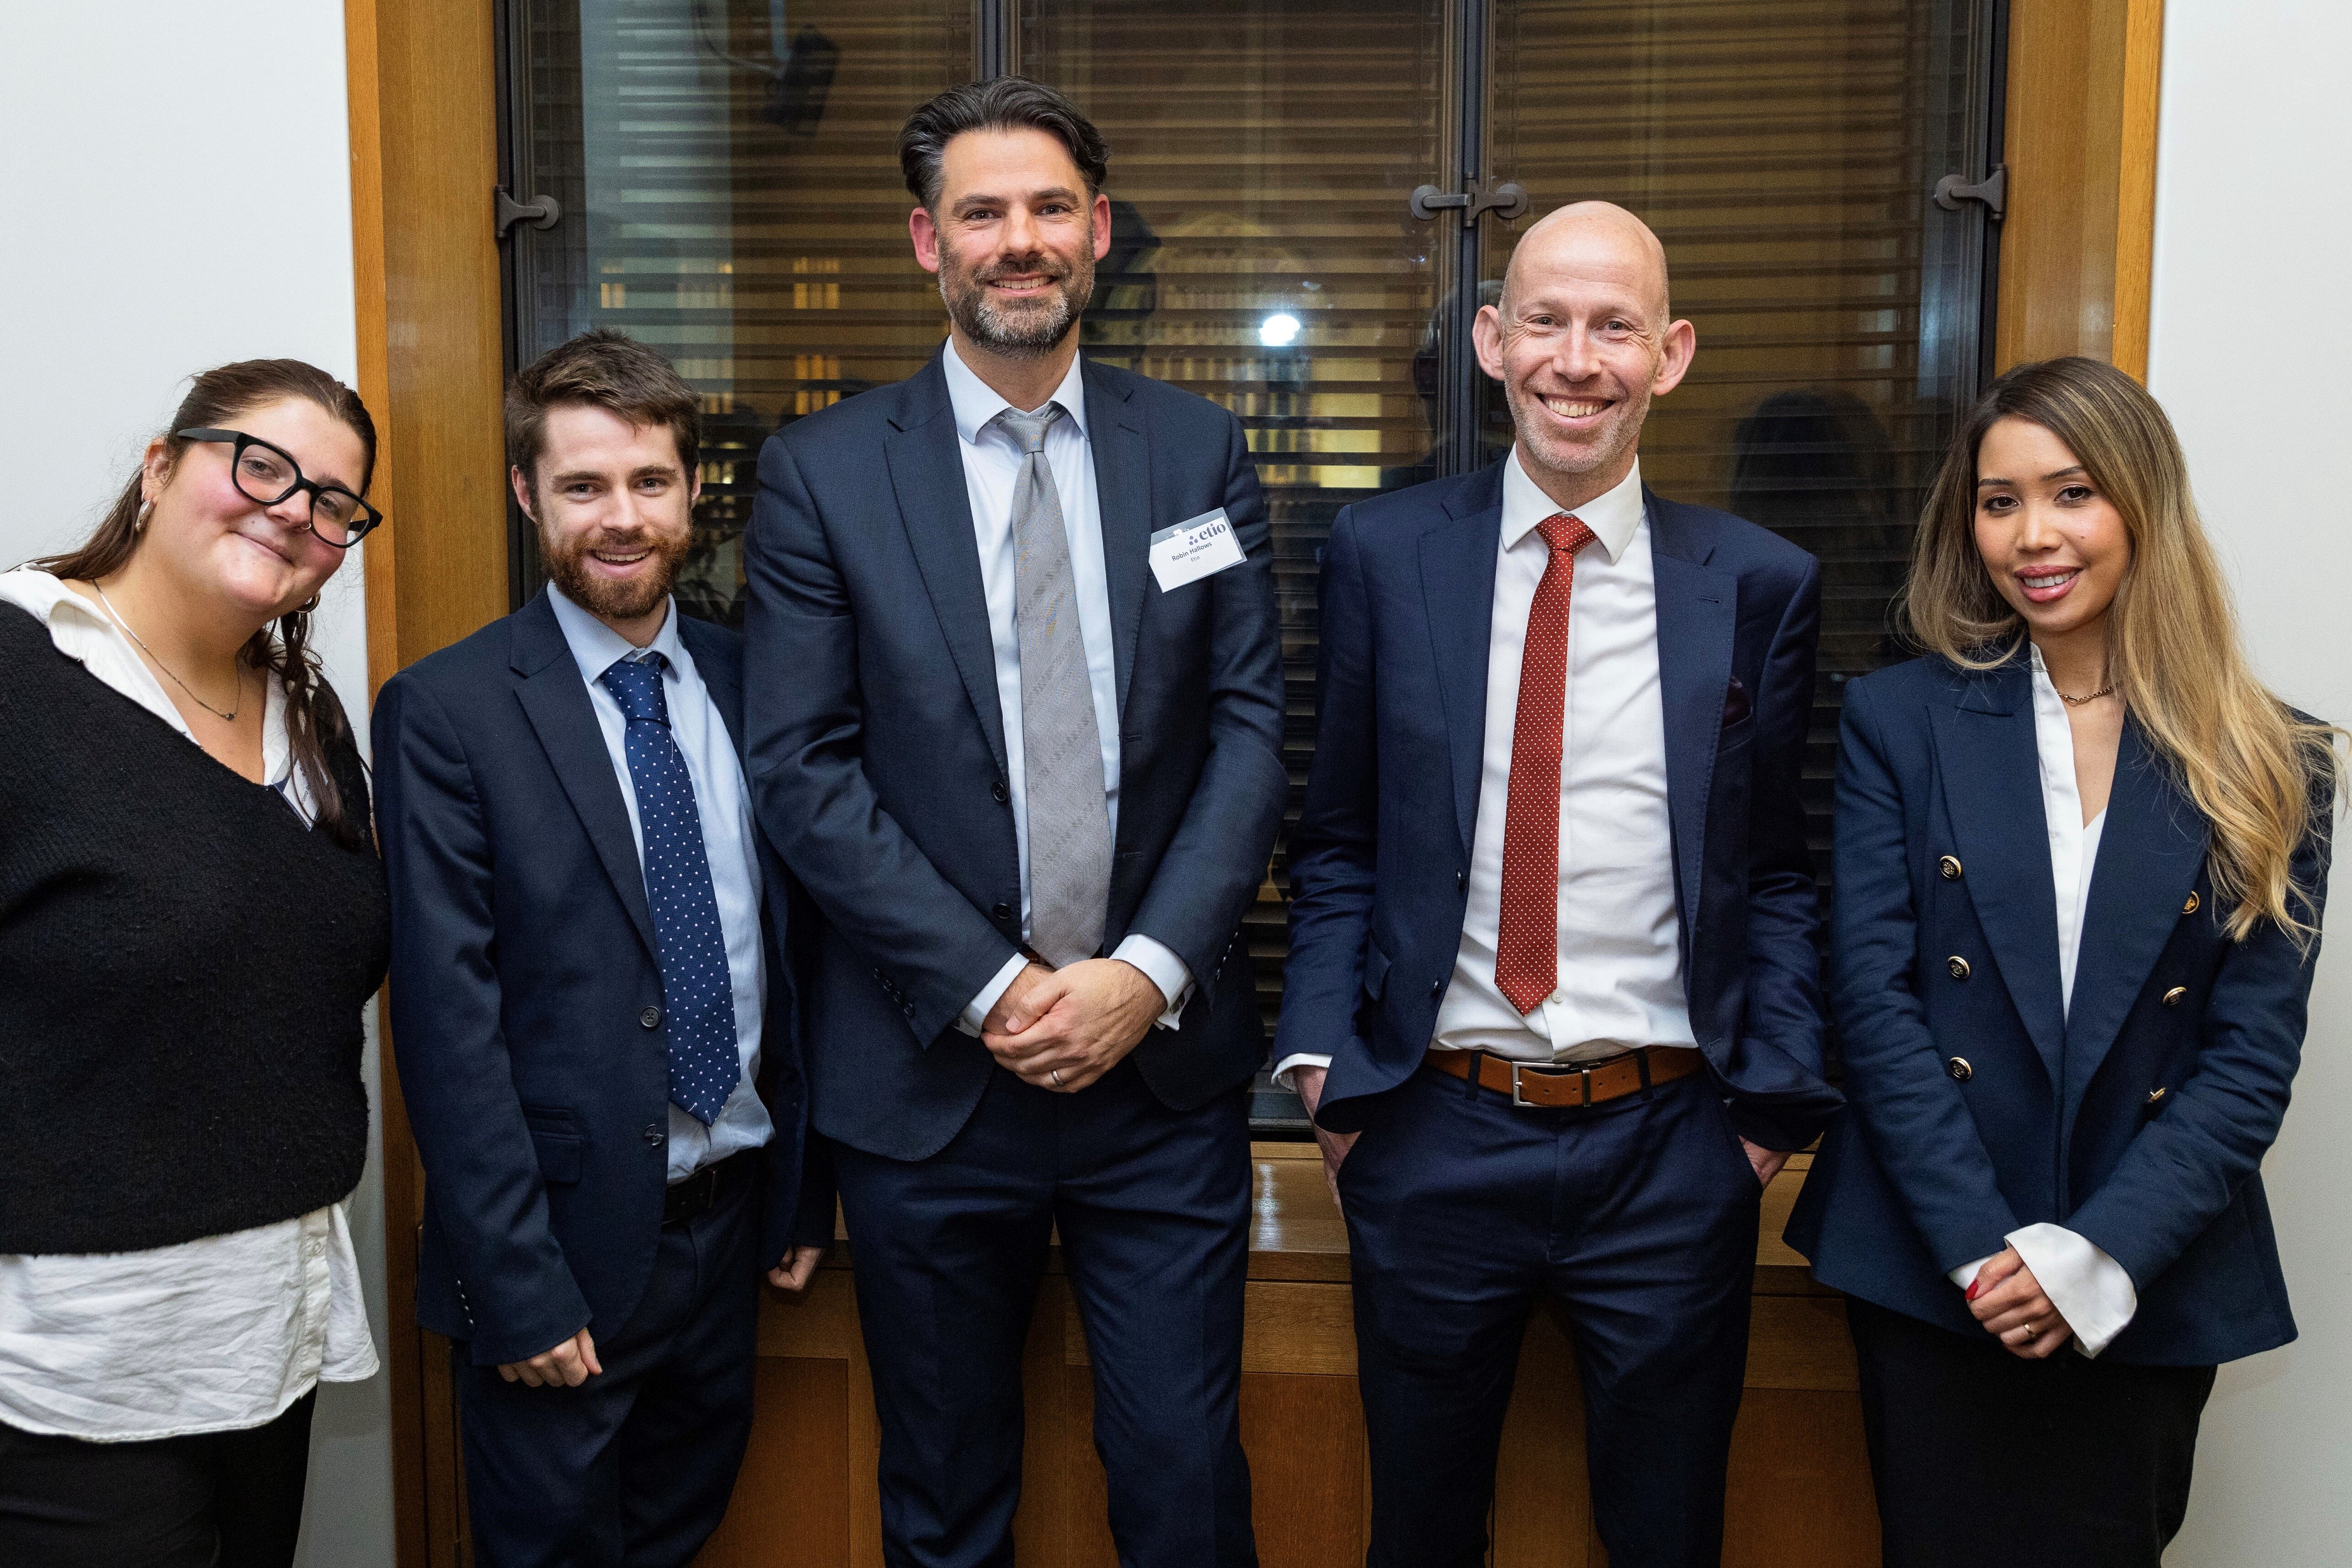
xmin=1785 ymin=356 xmax=2339 ymax=1567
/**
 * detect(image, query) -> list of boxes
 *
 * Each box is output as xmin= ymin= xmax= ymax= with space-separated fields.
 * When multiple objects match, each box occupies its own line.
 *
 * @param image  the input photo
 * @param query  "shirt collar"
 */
xmin=942 ymin=337 xmax=1091 ymax=449
xmin=547 ymin=581 xmax=685 ymax=687
xmin=1500 ymin=448 xmax=1647 ymax=563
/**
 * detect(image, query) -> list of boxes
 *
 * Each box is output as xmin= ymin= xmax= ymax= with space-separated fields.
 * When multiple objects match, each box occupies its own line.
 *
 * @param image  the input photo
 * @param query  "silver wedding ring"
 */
xmin=1050 ymin=1069 xmax=1064 ymax=1088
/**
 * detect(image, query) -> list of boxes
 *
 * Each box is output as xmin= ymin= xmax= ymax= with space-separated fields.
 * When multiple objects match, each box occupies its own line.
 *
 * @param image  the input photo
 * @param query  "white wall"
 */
xmin=0 ymin=6 xmax=393 ymax=1565
xmin=2147 ymin=3 xmax=2352 ymax=1562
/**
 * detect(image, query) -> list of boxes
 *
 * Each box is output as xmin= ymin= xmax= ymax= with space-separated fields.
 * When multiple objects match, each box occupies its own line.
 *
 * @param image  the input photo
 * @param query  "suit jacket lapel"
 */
xmin=1417 ymin=466 xmax=1504 ymax=861
xmin=1085 ymin=360 xmax=1152 ymax=718
xmin=1927 ymin=661 xmax=2068 ymax=1079
xmin=2064 ymin=719 xmax=2209 ymax=1103
xmin=884 ymin=355 xmax=1008 ymax=775
xmin=1647 ymin=494 xmax=1737 ymax=946
xmin=509 ymin=591 xmax=659 ymax=960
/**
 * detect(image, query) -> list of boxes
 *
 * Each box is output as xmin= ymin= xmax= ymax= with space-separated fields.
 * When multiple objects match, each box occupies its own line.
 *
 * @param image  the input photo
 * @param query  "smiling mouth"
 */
xmin=2017 ymin=568 xmax=2080 ymax=603
xmin=1541 ymin=395 xmax=1611 ymax=421
xmin=591 ymin=548 xmax=651 ymax=568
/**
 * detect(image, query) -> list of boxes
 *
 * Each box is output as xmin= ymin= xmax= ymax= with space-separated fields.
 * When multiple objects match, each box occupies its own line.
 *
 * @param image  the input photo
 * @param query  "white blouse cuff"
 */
xmin=1948 ymin=1225 xmax=2139 ymax=1358
xmin=1271 ymin=1053 xmax=1333 ymax=1093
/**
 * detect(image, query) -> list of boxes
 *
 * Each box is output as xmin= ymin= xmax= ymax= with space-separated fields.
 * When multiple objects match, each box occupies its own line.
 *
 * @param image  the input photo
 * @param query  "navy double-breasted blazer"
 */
xmin=742 ymin=350 xmax=1289 ymax=1162
xmin=1277 ymin=461 xmax=1843 ymax=1148
xmin=1785 ymin=654 xmax=2333 ymax=1365
xmin=374 ymin=591 xmax=825 ymax=1367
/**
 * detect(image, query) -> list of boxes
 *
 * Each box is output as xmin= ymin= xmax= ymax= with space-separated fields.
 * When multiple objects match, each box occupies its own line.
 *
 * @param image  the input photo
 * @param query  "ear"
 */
xmin=1091 ymin=192 xmax=1113 ymax=262
xmin=909 ymin=204 xmax=943 ymax=275
xmin=687 ymin=467 xmax=703 ymax=510
xmin=140 ymin=436 xmax=176 ymax=504
xmin=509 ymin=465 xmax=538 ymax=519
xmin=1472 ymin=303 xmax=1508 ymax=382
xmin=1651 ymin=317 xmax=1697 ymax=398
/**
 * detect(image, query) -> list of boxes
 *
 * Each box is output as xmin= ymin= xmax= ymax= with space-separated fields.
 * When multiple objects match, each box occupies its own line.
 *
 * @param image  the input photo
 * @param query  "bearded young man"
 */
xmin=1275 ymin=204 xmax=1842 ymax=1568
xmin=741 ymin=79 xmax=1285 ymax=1568
xmin=373 ymin=331 xmax=831 ymax=1568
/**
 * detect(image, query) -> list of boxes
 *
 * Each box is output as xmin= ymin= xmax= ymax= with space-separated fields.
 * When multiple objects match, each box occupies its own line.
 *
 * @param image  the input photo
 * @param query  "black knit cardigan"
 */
xmin=0 ymin=602 xmax=390 ymax=1254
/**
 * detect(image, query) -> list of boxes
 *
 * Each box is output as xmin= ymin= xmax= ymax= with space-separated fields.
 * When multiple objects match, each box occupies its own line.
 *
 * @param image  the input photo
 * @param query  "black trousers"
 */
xmin=0 ymin=1389 xmax=316 ymax=1568
xmin=1338 ymin=1063 xmax=1764 ymax=1568
xmin=1846 ymin=1296 xmax=2217 ymax=1568
xmin=830 ymin=1060 xmax=1258 ymax=1568
xmin=454 ymin=1153 xmax=762 ymax=1568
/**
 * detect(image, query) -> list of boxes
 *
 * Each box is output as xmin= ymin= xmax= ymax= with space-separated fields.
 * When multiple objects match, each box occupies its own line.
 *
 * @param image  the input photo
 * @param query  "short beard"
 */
xmin=538 ymin=509 xmax=692 ymax=625
xmin=939 ymin=242 xmax=1095 ymax=359
xmin=1503 ymin=376 xmax=1648 ymax=486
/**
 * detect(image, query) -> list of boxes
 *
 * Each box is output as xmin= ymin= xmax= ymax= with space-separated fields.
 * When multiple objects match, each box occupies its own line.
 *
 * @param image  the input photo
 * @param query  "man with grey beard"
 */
xmin=741 ymin=78 xmax=1285 ymax=1568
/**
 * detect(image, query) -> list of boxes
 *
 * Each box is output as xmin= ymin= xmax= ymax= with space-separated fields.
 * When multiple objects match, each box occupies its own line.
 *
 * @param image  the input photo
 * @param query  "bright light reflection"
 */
xmin=1258 ymin=313 xmax=1301 ymax=348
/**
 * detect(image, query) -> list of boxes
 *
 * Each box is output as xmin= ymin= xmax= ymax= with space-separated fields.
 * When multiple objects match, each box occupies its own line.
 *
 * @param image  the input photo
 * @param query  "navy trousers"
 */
xmin=454 ymin=1155 xmax=761 ymax=1568
xmin=1338 ymin=1061 xmax=1763 ymax=1568
xmin=831 ymin=1059 xmax=1257 ymax=1568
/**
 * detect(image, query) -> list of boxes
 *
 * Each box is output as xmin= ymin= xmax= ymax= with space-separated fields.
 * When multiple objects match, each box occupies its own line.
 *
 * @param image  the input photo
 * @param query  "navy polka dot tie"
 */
xmin=601 ymin=654 xmax=738 ymax=1125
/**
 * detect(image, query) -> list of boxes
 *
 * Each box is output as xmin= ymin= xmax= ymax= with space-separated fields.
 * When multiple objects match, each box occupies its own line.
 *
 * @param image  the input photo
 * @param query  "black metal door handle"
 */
xmin=495 ymin=185 xmax=564 ymax=241
xmin=1410 ymin=177 xmax=1530 ymax=229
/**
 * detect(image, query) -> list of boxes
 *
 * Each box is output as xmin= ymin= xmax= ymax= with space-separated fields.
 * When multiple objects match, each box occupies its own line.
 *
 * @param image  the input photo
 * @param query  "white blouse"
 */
xmin=0 ymin=568 xmax=378 ymax=1440
xmin=1944 ymin=648 xmax=2139 ymax=1358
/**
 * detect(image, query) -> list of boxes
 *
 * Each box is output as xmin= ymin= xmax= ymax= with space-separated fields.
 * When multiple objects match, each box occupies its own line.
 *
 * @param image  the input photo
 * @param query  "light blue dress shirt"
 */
xmin=938 ymin=340 xmax=1193 ymax=1031
xmin=548 ymin=585 xmax=773 ymax=1180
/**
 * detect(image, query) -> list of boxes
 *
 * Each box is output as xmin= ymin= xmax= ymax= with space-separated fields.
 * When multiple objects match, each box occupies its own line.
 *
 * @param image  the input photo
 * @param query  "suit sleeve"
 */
xmin=1122 ymin=409 xmax=1291 ymax=990
xmin=742 ymin=432 xmax=1022 ymax=1044
xmin=1828 ymin=676 xmax=2021 ymax=1272
xmin=1272 ymin=505 xmax=1379 ymax=1081
xmin=1728 ymin=556 xmax=1836 ymax=1149
xmin=373 ymin=675 xmax=591 ymax=1367
xmin=2066 ymin=790 xmax=2333 ymax=1291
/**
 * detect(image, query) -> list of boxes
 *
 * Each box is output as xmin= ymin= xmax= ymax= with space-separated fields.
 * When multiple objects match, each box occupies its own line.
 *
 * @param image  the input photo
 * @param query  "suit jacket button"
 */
xmin=2146 ymin=1086 xmax=2168 ymax=1105
xmin=2182 ymin=892 xmax=2201 ymax=914
xmin=1939 ymin=855 xmax=1963 ymax=881
xmin=2162 ymin=986 xmax=2188 ymax=1006
xmin=1946 ymin=956 xmax=1970 ymax=980
xmin=991 ymin=780 xmax=1009 ymax=804
xmin=1456 ymin=869 xmax=1467 ymax=892
xmin=643 ymin=1125 xmax=666 ymax=1146
xmin=1430 ymin=978 xmax=1444 ymax=999
xmin=640 ymin=1006 xmax=663 ymax=1029
xmin=1947 ymin=1056 xmax=1973 ymax=1082
xmin=993 ymin=902 xmax=1013 ymax=923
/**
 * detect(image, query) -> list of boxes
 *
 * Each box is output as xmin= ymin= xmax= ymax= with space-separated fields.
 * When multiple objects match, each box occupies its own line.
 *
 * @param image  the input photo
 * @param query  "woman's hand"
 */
xmin=1966 ymin=1246 xmax=2075 ymax=1359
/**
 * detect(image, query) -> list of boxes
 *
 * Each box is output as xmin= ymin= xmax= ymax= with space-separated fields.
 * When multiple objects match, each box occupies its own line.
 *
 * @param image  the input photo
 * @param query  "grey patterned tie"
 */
xmin=996 ymin=405 xmax=1111 ymax=967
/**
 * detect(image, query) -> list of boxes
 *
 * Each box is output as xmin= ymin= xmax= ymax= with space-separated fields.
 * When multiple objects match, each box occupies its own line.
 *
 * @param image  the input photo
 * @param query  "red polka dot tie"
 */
xmin=1496 ymin=512 xmax=1596 ymax=1015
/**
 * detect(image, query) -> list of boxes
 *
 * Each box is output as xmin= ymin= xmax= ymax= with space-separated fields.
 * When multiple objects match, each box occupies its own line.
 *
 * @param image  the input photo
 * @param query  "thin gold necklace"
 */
xmin=91 ymin=581 xmax=244 ymax=722
xmin=2055 ymin=679 xmax=2117 ymax=706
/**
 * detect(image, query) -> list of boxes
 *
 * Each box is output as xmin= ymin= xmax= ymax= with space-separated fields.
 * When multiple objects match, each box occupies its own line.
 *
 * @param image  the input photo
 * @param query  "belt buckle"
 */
xmin=1510 ymin=1063 xmax=1592 ymax=1108
xmin=1510 ymin=1062 xmax=1532 ymax=1108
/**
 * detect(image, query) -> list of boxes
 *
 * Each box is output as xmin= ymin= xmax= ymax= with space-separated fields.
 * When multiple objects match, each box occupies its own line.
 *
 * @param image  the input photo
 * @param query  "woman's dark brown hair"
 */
xmin=37 ymin=359 xmax=379 ymax=851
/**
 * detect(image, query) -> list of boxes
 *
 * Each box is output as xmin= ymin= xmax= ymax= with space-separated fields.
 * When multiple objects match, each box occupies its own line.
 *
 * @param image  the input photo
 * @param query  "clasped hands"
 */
xmin=981 ymin=957 xmax=1166 ymax=1093
xmin=1965 ymin=1246 xmax=2074 ymax=1359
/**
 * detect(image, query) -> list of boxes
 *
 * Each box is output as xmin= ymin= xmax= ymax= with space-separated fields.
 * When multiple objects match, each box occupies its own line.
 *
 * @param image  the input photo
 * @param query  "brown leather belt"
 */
xmin=1424 ymin=1045 xmax=1702 ymax=1109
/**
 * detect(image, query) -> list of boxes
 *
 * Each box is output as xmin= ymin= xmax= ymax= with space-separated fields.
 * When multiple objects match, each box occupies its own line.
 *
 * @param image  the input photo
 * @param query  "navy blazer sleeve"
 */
xmin=1829 ymin=676 xmax=2022 ymax=1272
xmin=1120 ymin=409 xmax=1288 ymax=989
xmin=2068 ymin=793 xmax=2333 ymax=1290
xmin=373 ymin=674 xmax=592 ymax=1366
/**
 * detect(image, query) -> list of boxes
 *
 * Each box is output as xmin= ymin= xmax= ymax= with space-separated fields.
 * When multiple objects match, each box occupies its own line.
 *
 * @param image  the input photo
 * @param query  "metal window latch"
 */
xmin=495 ymin=185 xmax=563 ymax=240
xmin=1933 ymin=165 xmax=2007 ymax=220
xmin=1411 ymin=177 xmax=1530 ymax=229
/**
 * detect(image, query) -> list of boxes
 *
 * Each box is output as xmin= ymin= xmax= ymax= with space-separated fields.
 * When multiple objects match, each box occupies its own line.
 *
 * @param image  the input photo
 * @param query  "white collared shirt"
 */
xmin=0 ymin=567 xmax=377 ymax=1441
xmin=546 ymin=585 xmax=773 ymax=1182
xmin=938 ymin=340 xmax=1191 ymax=1029
xmin=1275 ymin=452 xmax=1695 ymax=1088
xmin=1946 ymin=649 xmax=2137 ymax=1357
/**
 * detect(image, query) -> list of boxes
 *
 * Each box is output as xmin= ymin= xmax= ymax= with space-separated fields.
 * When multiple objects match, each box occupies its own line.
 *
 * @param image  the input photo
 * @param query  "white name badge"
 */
xmin=1147 ymin=508 xmax=1246 ymax=592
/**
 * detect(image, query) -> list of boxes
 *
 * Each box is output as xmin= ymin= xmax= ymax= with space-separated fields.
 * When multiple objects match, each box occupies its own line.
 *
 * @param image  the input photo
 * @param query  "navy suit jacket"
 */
xmin=1785 ymin=655 xmax=2332 ymax=1365
xmin=1278 ymin=461 xmax=1842 ymax=1147
xmin=374 ymin=591 xmax=824 ymax=1367
xmin=742 ymin=349 xmax=1290 ymax=1161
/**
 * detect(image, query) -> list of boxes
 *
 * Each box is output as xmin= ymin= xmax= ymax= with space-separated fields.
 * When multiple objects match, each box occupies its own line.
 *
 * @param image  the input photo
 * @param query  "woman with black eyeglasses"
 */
xmin=0 ymin=360 xmax=391 ymax=1567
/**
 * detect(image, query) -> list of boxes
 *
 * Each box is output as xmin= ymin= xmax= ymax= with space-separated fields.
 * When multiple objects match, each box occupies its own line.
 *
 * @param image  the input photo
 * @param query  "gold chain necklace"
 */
xmin=92 ymin=581 xmax=244 ymax=722
xmin=2055 ymin=680 xmax=2116 ymax=706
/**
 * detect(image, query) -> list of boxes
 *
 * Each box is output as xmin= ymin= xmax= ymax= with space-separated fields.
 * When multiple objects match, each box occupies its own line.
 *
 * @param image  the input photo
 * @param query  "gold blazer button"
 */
xmin=2147 ymin=1087 xmax=2168 ymax=1105
xmin=1939 ymin=855 xmax=1963 ymax=881
xmin=1948 ymin=1056 xmax=1973 ymax=1082
xmin=2182 ymin=892 xmax=2200 ymax=914
xmin=1947 ymin=956 xmax=1971 ymax=980
xmin=2163 ymin=985 xmax=2188 ymax=1006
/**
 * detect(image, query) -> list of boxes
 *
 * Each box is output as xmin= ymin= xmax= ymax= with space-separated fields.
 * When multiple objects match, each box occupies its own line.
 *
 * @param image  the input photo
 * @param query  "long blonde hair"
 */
xmin=1905 ymin=356 xmax=2340 ymax=941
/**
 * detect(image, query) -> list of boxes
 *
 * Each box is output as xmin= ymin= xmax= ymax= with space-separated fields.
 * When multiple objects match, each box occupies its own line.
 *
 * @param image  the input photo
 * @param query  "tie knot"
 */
xmin=1538 ymin=513 xmax=1596 ymax=556
xmin=599 ymin=653 xmax=671 ymax=725
xmin=994 ymin=404 xmax=1064 ymax=455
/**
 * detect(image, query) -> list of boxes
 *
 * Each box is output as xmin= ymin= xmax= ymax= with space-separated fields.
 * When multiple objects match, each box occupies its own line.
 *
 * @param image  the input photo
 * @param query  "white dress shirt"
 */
xmin=1275 ymin=452 xmax=1696 ymax=1088
xmin=547 ymin=585 xmax=773 ymax=1182
xmin=937 ymin=339 xmax=1192 ymax=1032
xmin=0 ymin=567 xmax=377 ymax=1441
xmin=1945 ymin=646 xmax=2137 ymax=1358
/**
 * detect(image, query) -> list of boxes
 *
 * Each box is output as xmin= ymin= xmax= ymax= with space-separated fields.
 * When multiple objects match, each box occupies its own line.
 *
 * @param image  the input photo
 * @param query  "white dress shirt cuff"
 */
xmin=1112 ymin=934 xmax=1192 ymax=1029
xmin=959 ymin=952 xmax=1033 ymax=1037
xmin=1947 ymin=1225 xmax=2139 ymax=1358
xmin=1271 ymin=1054 xmax=1333 ymax=1093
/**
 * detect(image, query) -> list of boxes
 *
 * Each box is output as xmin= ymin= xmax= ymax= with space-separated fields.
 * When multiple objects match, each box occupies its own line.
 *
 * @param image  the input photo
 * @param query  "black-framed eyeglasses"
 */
xmin=177 ymin=428 xmax=386 ymax=547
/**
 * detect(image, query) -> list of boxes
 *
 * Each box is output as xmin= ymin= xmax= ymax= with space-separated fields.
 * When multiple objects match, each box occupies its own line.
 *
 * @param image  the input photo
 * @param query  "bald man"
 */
xmin=1274 ymin=204 xmax=1842 ymax=1567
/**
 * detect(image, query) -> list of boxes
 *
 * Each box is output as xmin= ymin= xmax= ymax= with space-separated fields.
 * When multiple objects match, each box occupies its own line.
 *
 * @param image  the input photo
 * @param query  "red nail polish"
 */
xmin=1966 ymin=1281 xmax=1981 ymax=1301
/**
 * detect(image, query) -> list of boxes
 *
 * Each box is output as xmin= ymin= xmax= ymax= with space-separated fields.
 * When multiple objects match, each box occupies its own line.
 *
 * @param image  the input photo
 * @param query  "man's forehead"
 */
xmin=539 ymin=404 xmax=683 ymax=469
xmin=939 ymin=127 xmax=1086 ymax=201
